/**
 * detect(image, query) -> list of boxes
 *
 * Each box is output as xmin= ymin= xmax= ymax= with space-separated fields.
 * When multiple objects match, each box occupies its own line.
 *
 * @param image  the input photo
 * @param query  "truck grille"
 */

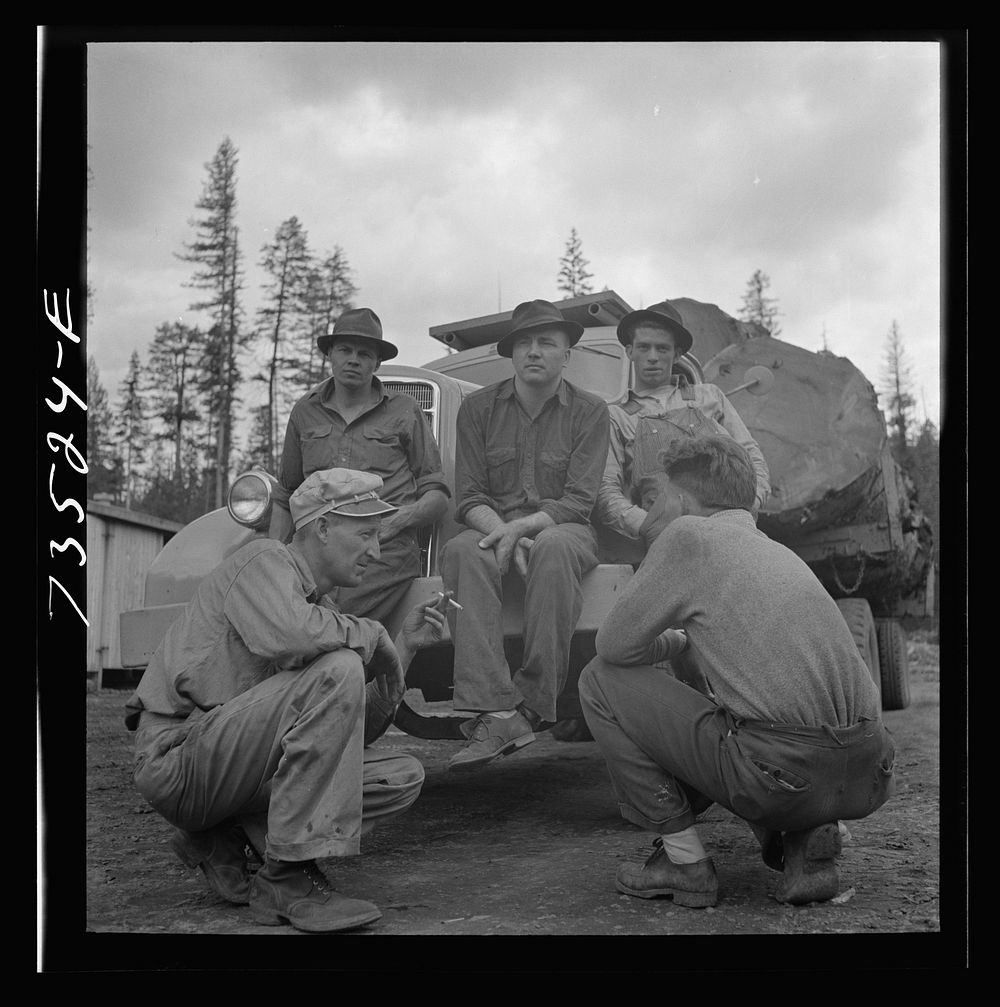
xmin=381 ymin=379 xmax=440 ymax=576
xmin=382 ymin=380 xmax=438 ymax=435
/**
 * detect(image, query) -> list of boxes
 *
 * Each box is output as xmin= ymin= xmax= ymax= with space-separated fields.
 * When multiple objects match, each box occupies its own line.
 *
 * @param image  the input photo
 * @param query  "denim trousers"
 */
xmin=132 ymin=650 xmax=424 ymax=862
xmin=441 ymin=523 xmax=599 ymax=723
xmin=579 ymin=657 xmax=896 ymax=835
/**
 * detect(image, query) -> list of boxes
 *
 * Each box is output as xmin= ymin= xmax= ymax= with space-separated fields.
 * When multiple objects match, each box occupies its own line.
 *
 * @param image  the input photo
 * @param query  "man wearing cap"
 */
xmin=441 ymin=299 xmax=610 ymax=771
xmin=596 ymin=300 xmax=770 ymax=548
xmin=269 ymin=307 xmax=450 ymax=624
xmin=126 ymin=468 xmax=448 ymax=933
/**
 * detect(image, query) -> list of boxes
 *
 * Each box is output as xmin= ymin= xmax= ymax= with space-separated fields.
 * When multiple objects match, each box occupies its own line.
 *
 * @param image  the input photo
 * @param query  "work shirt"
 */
xmin=597 ymin=379 xmax=771 ymax=538
xmin=595 ymin=509 xmax=881 ymax=727
xmin=274 ymin=376 xmax=450 ymax=511
xmin=124 ymin=539 xmax=391 ymax=739
xmin=454 ymin=377 xmax=610 ymax=526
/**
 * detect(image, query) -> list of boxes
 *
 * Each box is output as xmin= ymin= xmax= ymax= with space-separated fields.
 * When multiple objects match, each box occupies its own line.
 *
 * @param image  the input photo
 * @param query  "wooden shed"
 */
xmin=86 ymin=500 xmax=183 ymax=685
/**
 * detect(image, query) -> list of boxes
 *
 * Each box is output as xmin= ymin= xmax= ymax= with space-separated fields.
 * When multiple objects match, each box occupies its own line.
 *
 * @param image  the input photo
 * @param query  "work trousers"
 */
xmin=579 ymin=657 xmax=895 ymax=835
xmin=132 ymin=650 xmax=424 ymax=862
xmin=441 ymin=523 xmax=599 ymax=723
xmin=331 ymin=530 xmax=422 ymax=626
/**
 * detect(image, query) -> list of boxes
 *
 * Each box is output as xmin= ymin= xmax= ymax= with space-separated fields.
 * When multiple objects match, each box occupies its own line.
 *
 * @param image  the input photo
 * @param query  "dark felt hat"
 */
xmin=496 ymin=299 xmax=584 ymax=358
xmin=317 ymin=307 xmax=399 ymax=360
xmin=616 ymin=300 xmax=694 ymax=355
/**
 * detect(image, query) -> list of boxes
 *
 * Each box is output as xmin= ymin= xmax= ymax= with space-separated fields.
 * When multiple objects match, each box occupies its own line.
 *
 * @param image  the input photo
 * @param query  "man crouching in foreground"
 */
xmin=579 ymin=436 xmax=896 ymax=908
xmin=125 ymin=467 xmax=447 ymax=933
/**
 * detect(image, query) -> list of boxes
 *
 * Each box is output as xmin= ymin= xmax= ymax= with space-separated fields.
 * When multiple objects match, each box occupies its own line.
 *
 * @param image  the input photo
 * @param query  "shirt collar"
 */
xmin=626 ymin=374 xmax=688 ymax=403
xmin=285 ymin=541 xmax=320 ymax=600
xmin=314 ymin=374 xmax=388 ymax=407
xmin=706 ymin=508 xmax=757 ymax=527
xmin=498 ymin=377 xmax=570 ymax=406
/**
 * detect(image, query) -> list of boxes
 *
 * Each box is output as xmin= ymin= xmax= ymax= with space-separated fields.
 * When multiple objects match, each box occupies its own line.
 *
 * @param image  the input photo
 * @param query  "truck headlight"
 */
xmin=227 ymin=470 xmax=274 ymax=528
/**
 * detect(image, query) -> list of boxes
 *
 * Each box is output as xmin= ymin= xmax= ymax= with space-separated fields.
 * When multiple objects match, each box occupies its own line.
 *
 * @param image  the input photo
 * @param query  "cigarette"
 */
xmin=437 ymin=591 xmax=463 ymax=611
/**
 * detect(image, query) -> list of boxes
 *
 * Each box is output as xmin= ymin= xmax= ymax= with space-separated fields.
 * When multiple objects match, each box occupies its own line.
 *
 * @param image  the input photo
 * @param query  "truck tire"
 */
xmin=835 ymin=598 xmax=881 ymax=694
xmin=875 ymin=618 xmax=911 ymax=711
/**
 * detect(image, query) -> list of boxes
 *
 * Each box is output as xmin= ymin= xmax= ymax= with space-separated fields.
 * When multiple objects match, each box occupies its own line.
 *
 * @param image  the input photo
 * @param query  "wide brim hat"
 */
xmin=290 ymin=467 xmax=398 ymax=531
xmin=317 ymin=307 xmax=399 ymax=361
xmin=616 ymin=300 xmax=694 ymax=356
xmin=496 ymin=299 xmax=585 ymax=358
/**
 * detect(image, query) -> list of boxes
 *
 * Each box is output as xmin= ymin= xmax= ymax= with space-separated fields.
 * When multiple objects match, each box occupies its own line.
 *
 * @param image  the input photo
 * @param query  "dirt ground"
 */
xmin=55 ymin=630 xmax=965 ymax=970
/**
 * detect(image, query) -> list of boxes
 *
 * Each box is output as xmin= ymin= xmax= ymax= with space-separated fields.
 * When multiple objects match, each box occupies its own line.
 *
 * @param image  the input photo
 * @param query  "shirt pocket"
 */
xmin=485 ymin=445 xmax=518 ymax=498
xmin=362 ymin=424 xmax=406 ymax=477
xmin=299 ymin=423 xmax=337 ymax=475
xmin=538 ymin=448 xmax=570 ymax=499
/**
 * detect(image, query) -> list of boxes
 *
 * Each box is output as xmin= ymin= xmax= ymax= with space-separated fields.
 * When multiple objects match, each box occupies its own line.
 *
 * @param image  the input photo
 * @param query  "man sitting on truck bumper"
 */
xmin=441 ymin=298 xmax=611 ymax=771
xmin=579 ymin=435 xmax=895 ymax=907
xmin=596 ymin=300 xmax=770 ymax=544
xmin=125 ymin=468 xmax=446 ymax=933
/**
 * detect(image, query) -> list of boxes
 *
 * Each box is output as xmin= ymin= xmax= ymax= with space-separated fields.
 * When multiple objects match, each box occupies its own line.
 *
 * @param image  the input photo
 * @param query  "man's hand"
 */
xmin=478 ymin=521 xmax=525 ymax=575
xmin=513 ymin=536 xmax=534 ymax=577
xmin=368 ymin=624 xmax=406 ymax=709
xmin=639 ymin=488 xmax=673 ymax=549
xmin=398 ymin=593 xmax=449 ymax=654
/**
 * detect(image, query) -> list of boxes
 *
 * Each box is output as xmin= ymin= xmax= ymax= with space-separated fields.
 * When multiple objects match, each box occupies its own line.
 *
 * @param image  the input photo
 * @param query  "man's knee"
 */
xmin=578 ymin=656 xmax=609 ymax=710
xmin=302 ymin=649 xmax=366 ymax=700
xmin=527 ymin=524 xmax=593 ymax=574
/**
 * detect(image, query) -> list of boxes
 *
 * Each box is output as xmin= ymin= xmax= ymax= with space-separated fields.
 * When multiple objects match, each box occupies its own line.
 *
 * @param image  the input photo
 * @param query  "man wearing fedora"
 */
xmin=269 ymin=307 xmax=450 ymax=624
xmin=596 ymin=300 xmax=770 ymax=549
xmin=126 ymin=468 xmax=448 ymax=933
xmin=441 ymin=299 xmax=610 ymax=771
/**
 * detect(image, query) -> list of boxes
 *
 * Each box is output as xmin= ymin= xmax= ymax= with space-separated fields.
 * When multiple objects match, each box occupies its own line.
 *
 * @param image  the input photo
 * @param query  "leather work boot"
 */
xmin=249 ymin=858 xmax=382 ymax=933
xmin=615 ymin=839 xmax=719 ymax=908
xmin=749 ymin=822 xmax=785 ymax=872
xmin=775 ymin=822 xmax=843 ymax=905
xmin=171 ymin=823 xmax=254 ymax=905
xmin=448 ymin=710 xmax=536 ymax=772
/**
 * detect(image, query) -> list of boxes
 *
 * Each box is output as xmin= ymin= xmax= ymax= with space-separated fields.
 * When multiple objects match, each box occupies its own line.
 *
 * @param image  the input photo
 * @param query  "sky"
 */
xmin=83 ymin=37 xmax=946 ymax=431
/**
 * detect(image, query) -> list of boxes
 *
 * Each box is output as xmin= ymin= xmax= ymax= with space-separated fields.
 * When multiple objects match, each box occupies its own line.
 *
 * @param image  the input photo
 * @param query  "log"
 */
xmin=669 ymin=297 xmax=767 ymax=365
xmin=702 ymin=334 xmax=888 ymax=533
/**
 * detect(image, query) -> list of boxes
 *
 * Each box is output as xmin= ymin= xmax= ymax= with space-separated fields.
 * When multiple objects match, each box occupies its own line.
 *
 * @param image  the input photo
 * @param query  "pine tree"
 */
xmin=146 ymin=321 xmax=202 ymax=484
xmin=177 ymin=137 xmax=248 ymax=509
xmin=254 ymin=216 xmax=314 ymax=472
xmin=86 ymin=355 xmax=118 ymax=500
xmin=112 ymin=350 xmax=149 ymax=509
xmin=880 ymin=320 xmax=916 ymax=463
xmin=738 ymin=269 xmax=782 ymax=337
xmin=295 ymin=247 xmax=359 ymax=391
xmin=557 ymin=227 xmax=594 ymax=298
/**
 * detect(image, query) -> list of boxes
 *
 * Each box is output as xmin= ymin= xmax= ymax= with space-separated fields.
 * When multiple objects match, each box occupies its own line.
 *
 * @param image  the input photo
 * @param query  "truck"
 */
xmin=119 ymin=289 xmax=934 ymax=742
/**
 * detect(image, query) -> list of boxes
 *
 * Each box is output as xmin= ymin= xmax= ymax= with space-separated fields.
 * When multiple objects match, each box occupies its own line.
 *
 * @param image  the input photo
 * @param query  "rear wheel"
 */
xmin=876 ymin=618 xmax=911 ymax=711
xmin=835 ymin=598 xmax=881 ymax=696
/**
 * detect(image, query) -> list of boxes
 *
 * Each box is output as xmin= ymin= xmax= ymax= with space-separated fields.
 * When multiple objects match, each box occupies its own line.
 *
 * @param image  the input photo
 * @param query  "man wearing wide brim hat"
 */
xmin=595 ymin=298 xmax=771 ymax=547
xmin=440 ymin=298 xmax=610 ymax=771
xmin=270 ymin=307 xmax=450 ymax=625
xmin=126 ymin=467 xmax=450 ymax=934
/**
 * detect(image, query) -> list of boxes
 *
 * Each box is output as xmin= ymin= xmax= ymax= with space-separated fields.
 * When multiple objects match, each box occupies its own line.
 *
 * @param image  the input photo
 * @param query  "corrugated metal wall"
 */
xmin=86 ymin=509 xmax=177 ymax=676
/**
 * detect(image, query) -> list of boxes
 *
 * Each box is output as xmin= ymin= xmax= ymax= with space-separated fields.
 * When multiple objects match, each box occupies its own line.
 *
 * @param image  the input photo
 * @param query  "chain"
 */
xmin=829 ymin=550 xmax=867 ymax=595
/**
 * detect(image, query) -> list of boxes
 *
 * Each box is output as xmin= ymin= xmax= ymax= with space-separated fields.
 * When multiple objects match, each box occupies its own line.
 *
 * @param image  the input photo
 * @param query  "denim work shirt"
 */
xmin=124 ymin=540 xmax=393 ymax=742
xmin=274 ymin=376 xmax=450 ymax=511
xmin=454 ymin=378 xmax=610 ymax=526
xmin=597 ymin=379 xmax=771 ymax=538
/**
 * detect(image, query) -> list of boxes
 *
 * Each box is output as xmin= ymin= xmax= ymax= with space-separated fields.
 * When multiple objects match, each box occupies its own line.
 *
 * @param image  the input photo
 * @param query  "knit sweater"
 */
xmin=595 ymin=509 xmax=882 ymax=727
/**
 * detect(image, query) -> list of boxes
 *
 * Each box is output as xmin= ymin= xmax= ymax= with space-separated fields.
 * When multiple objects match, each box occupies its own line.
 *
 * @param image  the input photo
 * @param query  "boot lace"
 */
xmin=302 ymin=862 xmax=334 ymax=896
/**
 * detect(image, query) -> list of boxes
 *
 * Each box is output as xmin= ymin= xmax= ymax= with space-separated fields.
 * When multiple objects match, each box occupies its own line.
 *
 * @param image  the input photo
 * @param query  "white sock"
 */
xmin=486 ymin=709 xmax=518 ymax=720
xmin=660 ymin=826 xmax=707 ymax=864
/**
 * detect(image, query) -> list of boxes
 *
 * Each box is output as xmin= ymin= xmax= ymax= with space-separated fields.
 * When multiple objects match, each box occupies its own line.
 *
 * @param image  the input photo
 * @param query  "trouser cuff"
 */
xmin=619 ymin=802 xmax=696 ymax=835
